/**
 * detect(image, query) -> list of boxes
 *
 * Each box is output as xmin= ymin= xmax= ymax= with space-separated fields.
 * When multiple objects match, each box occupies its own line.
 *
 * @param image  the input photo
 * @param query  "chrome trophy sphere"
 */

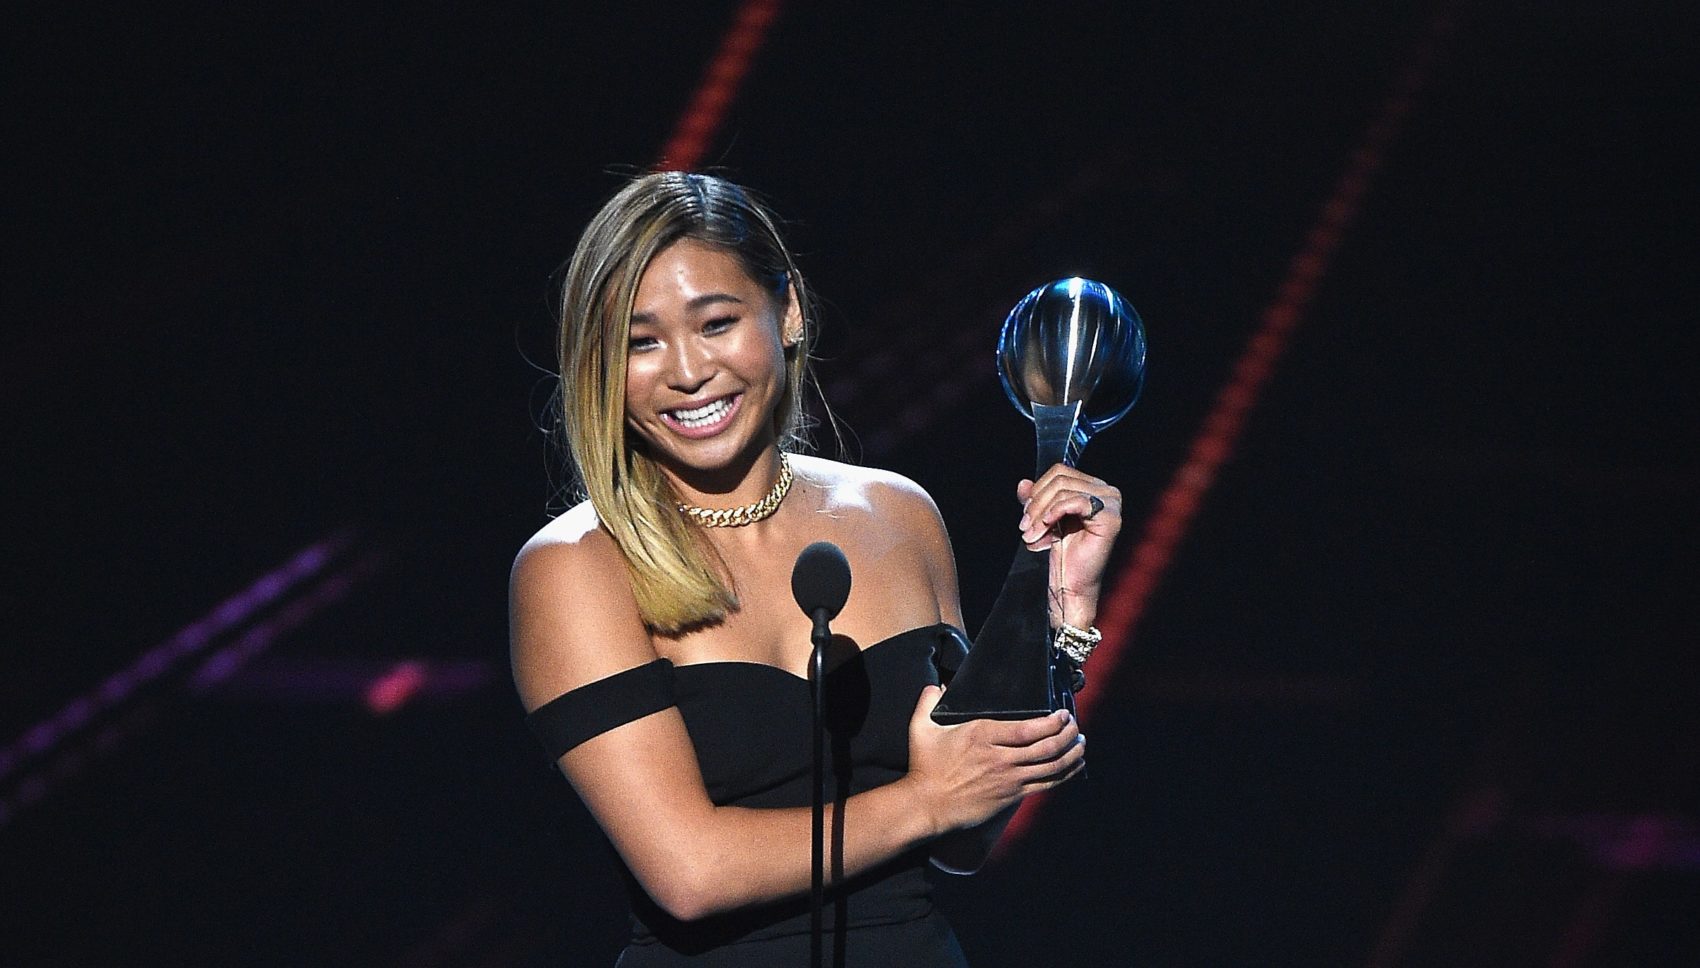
xmin=996 ymin=277 xmax=1146 ymax=468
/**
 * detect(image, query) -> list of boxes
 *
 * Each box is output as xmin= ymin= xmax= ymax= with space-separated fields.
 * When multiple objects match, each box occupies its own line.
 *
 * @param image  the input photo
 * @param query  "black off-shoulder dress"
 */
xmin=527 ymin=624 xmax=973 ymax=967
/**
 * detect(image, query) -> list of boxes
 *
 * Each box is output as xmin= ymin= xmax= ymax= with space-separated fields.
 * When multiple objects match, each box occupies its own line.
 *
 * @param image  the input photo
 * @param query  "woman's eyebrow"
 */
xmin=631 ymin=293 xmax=746 ymax=324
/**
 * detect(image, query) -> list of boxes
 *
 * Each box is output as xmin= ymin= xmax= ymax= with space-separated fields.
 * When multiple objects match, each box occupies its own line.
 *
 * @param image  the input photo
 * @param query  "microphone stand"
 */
xmin=812 ymin=609 xmax=833 ymax=966
xmin=808 ymin=607 xmax=830 ymax=968
xmin=792 ymin=540 xmax=850 ymax=968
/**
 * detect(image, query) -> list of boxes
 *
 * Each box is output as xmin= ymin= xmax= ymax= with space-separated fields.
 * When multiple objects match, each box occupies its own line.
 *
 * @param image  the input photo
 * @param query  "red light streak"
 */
xmin=997 ymin=11 xmax=1454 ymax=855
xmin=366 ymin=661 xmax=431 ymax=716
xmin=654 ymin=0 xmax=783 ymax=172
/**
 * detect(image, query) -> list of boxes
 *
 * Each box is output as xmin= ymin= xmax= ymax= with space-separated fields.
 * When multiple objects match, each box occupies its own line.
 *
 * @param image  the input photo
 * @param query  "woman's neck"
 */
xmin=662 ymin=443 xmax=786 ymax=512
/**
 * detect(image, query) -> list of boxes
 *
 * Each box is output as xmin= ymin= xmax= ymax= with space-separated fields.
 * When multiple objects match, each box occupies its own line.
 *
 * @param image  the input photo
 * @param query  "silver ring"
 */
xmin=1086 ymin=494 xmax=1105 ymax=519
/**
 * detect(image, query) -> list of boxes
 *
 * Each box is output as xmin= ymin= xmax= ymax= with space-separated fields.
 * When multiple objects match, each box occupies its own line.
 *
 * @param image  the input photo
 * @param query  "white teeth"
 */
xmin=670 ymin=397 xmax=732 ymax=428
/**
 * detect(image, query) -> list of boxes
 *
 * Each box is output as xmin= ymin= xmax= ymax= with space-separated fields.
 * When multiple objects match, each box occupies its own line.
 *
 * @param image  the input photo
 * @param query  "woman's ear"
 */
xmin=780 ymin=278 xmax=805 ymax=347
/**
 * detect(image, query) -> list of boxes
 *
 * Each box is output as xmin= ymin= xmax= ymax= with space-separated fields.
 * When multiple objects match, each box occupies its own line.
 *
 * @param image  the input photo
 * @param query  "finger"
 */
xmin=1018 ymin=466 xmax=1079 ymax=521
xmin=1059 ymin=489 xmax=1115 ymax=526
xmin=1020 ymin=736 xmax=1087 ymax=787
xmin=1052 ymin=753 xmax=1088 ymax=787
xmin=1009 ymin=719 xmax=1081 ymax=766
xmin=1021 ymin=469 xmax=1116 ymax=526
xmin=1021 ymin=765 xmax=1083 ymax=795
xmin=984 ymin=708 xmax=1071 ymax=747
xmin=1029 ymin=462 xmax=1079 ymax=494
xmin=1028 ymin=464 xmax=1107 ymax=501
xmin=1029 ymin=480 xmax=1118 ymax=524
xmin=910 ymin=684 xmax=944 ymax=726
xmin=1022 ymin=488 xmax=1119 ymax=544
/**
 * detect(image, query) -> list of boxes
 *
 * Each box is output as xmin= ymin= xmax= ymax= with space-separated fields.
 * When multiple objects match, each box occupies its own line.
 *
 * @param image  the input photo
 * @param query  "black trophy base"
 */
xmin=930 ymin=543 xmax=1069 ymax=724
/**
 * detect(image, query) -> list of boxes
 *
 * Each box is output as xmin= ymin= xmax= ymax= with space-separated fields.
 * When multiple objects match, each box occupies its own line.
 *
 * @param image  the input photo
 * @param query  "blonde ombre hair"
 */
xmin=555 ymin=172 xmax=815 ymax=633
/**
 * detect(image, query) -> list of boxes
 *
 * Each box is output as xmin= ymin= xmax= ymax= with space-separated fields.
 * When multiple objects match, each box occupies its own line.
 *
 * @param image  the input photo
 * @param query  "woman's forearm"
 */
xmin=653 ymin=775 xmax=941 ymax=921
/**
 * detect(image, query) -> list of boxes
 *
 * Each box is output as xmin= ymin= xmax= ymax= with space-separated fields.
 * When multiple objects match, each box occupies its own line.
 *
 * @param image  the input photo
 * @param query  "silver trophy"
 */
xmin=932 ymin=278 xmax=1146 ymax=723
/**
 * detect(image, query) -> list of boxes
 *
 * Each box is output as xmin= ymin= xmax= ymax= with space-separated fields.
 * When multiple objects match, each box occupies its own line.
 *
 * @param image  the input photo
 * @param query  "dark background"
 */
xmin=6 ymin=1 xmax=1697 ymax=965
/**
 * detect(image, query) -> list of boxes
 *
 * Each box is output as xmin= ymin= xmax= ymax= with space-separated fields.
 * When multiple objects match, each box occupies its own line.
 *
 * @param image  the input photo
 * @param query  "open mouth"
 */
xmin=662 ymin=393 xmax=741 ymax=434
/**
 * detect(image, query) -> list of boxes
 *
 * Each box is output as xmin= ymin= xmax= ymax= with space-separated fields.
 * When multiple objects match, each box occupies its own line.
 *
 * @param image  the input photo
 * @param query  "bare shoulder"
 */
xmin=790 ymin=454 xmax=964 ymax=627
xmin=509 ymin=499 xmax=656 ymax=710
xmin=514 ymin=498 xmax=609 ymax=560
xmin=510 ymin=499 xmax=618 ymax=592
xmin=790 ymin=453 xmax=944 ymax=529
xmin=790 ymin=454 xmax=957 ymax=591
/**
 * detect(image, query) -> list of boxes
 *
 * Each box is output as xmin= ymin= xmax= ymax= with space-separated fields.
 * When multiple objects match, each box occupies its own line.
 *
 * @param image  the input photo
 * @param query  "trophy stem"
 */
xmin=1032 ymin=401 xmax=1086 ymax=474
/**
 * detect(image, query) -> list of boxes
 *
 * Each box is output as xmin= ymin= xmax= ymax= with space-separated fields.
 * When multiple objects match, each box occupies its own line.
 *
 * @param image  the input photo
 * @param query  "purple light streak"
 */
xmin=1526 ymin=811 xmax=1700 ymax=873
xmin=193 ymin=654 xmax=495 ymax=705
xmin=186 ymin=552 xmax=384 ymax=693
xmin=0 ymin=546 xmax=377 ymax=831
xmin=0 ymin=532 xmax=352 ymax=785
xmin=0 ymin=707 xmax=160 ymax=832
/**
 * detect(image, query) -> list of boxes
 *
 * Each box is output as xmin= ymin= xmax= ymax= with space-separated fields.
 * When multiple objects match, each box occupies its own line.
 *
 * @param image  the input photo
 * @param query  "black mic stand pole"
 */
xmin=792 ymin=540 xmax=850 ymax=968
xmin=809 ymin=607 xmax=830 ymax=968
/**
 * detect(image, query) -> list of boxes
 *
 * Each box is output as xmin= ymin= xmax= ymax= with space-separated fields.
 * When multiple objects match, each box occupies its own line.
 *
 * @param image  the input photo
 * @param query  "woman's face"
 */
xmin=624 ymin=238 xmax=800 ymax=481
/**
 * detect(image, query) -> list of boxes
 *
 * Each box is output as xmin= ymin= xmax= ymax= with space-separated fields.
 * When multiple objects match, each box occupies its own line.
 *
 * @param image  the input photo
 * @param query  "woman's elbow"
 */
xmin=645 ymin=864 xmax=734 ymax=923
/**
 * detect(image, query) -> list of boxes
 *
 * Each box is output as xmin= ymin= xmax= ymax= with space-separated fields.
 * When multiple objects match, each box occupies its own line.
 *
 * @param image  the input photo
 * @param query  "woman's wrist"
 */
xmin=895 ymin=773 xmax=949 ymax=842
xmin=1051 ymin=590 xmax=1100 ymax=631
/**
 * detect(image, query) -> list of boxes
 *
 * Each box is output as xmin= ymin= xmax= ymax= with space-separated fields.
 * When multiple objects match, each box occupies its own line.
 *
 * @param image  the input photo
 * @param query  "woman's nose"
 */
xmin=665 ymin=336 xmax=714 ymax=392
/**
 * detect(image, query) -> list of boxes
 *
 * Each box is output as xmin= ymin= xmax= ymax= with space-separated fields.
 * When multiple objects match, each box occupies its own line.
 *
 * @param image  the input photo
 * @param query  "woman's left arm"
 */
xmin=924 ymin=463 xmax=1123 ymax=873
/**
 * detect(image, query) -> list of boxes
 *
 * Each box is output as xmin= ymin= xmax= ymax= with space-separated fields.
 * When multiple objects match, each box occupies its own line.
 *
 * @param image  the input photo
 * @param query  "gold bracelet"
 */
xmin=1053 ymin=622 xmax=1103 ymax=665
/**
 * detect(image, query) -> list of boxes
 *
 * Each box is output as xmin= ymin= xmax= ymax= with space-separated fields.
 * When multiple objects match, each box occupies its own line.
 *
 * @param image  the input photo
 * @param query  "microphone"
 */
xmin=791 ymin=541 xmax=850 ymax=968
xmin=791 ymin=541 xmax=851 ymax=635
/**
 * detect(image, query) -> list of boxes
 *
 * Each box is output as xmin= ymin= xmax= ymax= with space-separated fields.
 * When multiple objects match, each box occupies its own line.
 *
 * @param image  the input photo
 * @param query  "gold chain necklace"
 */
xmin=677 ymin=453 xmax=794 ymax=528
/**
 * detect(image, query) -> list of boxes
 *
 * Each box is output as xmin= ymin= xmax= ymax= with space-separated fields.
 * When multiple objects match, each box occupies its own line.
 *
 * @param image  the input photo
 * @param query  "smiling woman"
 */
xmin=510 ymin=172 xmax=1119 ymax=966
xmin=550 ymin=174 xmax=812 ymax=634
xmin=624 ymin=238 xmax=801 ymax=494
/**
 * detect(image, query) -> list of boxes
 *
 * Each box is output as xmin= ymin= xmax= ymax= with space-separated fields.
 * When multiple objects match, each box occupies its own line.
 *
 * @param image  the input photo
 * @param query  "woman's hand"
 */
xmin=903 ymin=685 xmax=1085 ymax=837
xmin=1017 ymin=464 xmax=1122 ymax=628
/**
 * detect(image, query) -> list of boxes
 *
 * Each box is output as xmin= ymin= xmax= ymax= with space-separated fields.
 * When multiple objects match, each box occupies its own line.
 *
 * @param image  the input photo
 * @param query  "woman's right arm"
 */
xmin=510 ymin=530 xmax=1083 ymax=922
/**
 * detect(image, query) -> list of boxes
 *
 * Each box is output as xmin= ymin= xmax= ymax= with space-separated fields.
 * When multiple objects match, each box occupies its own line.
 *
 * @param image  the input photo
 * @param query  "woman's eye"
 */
xmin=703 ymin=316 xmax=738 ymax=334
xmin=628 ymin=336 xmax=659 ymax=352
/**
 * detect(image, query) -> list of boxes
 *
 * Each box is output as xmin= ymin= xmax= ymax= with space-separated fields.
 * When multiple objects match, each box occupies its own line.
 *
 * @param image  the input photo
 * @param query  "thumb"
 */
xmin=911 ymin=683 xmax=944 ymax=724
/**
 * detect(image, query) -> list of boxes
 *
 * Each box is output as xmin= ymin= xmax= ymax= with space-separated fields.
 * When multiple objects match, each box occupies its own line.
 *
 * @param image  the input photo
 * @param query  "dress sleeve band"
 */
xmin=525 ymin=658 xmax=677 ymax=760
